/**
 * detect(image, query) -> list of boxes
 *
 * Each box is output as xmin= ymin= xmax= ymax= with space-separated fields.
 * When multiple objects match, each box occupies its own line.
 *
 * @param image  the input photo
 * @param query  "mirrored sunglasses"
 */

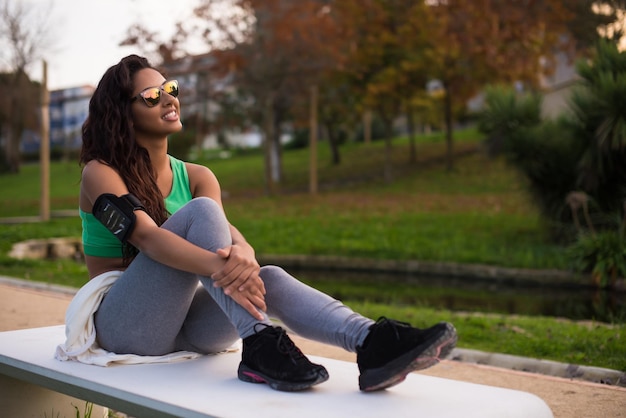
xmin=131 ymin=80 xmax=179 ymax=107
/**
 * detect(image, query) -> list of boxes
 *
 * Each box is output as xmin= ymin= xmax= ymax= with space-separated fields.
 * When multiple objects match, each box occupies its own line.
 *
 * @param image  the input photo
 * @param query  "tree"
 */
xmin=334 ymin=0 xmax=432 ymax=180
xmin=569 ymin=39 xmax=626 ymax=213
xmin=194 ymin=0 xmax=344 ymax=194
xmin=0 ymin=0 xmax=53 ymax=173
xmin=427 ymin=0 xmax=573 ymax=171
xmin=317 ymin=75 xmax=360 ymax=165
xmin=565 ymin=38 xmax=626 ymax=287
xmin=120 ymin=21 xmax=191 ymax=66
xmin=567 ymin=0 xmax=626 ymax=50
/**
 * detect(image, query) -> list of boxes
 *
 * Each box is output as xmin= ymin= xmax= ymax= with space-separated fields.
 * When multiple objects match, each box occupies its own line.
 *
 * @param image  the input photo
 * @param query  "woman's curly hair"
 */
xmin=80 ymin=55 xmax=169 ymax=262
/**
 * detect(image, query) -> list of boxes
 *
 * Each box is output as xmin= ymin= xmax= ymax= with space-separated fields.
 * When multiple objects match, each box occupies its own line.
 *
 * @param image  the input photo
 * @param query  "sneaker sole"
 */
xmin=359 ymin=322 xmax=457 ymax=392
xmin=238 ymin=363 xmax=329 ymax=392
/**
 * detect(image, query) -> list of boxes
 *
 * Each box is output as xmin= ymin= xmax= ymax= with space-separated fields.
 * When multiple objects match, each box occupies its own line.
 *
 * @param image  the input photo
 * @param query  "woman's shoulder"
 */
xmin=81 ymin=160 xmax=126 ymax=192
xmin=80 ymin=160 xmax=126 ymax=210
xmin=83 ymin=159 xmax=113 ymax=170
xmin=184 ymin=162 xmax=220 ymax=198
xmin=185 ymin=161 xmax=215 ymax=179
xmin=82 ymin=160 xmax=117 ymax=178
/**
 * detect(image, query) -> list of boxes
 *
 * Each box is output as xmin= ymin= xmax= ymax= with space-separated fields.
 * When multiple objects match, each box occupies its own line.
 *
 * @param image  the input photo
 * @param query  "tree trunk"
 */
xmin=382 ymin=116 xmax=394 ymax=183
xmin=6 ymin=122 xmax=22 ymax=173
xmin=3 ymin=70 xmax=33 ymax=174
xmin=406 ymin=103 xmax=417 ymax=164
xmin=5 ymin=85 xmax=23 ymax=173
xmin=325 ymin=123 xmax=341 ymax=165
xmin=443 ymin=84 xmax=454 ymax=172
xmin=263 ymin=93 xmax=277 ymax=195
xmin=363 ymin=110 xmax=372 ymax=144
xmin=271 ymin=124 xmax=282 ymax=183
xmin=309 ymin=85 xmax=318 ymax=194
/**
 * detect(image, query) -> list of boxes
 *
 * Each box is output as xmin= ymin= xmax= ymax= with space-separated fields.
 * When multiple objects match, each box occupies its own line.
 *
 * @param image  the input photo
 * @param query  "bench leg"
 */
xmin=0 ymin=374 xmax=108 ymax=417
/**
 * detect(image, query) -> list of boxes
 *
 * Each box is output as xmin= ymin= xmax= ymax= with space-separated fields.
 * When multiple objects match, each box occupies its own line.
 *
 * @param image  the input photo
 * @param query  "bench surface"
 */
xmin=0 ymin=326 xmax=553 ymax=418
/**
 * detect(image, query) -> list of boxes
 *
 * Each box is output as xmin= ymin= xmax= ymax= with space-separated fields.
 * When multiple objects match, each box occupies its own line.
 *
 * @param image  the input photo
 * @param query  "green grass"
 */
xmin=0 ymin=218 xmax=87 ymax=287
xmin=2 ymin=128 xmax=624 ymax=372
xmin=342 ymin=302 xmax=623 ymax=372
xmin=0 ymin=161 xmax=82 ymax=217
xmin=0 ymin=134 xmax=565 ymax=271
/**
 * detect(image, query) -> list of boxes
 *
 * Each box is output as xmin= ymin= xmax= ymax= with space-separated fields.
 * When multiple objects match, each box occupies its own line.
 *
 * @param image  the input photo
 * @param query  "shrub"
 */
xmin=479 ymin=96 xmax=585 ymax=240
xmin=479 ymin=41 xmax=626 ymax=243
xmin=568 ymin=230 xmax=626 ymax=287
xmin=478 ymin=84 xmax=542 ymax=157
xmin=567 ymin=40 xmax=626 ymax=219
xmin=505 ymin=119 xmax=587 ymax=241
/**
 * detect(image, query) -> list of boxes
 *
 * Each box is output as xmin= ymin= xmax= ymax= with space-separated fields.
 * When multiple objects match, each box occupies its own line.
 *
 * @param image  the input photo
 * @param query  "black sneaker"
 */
xmin=357 ymin=317 xmax=457 ymax=392
xmin=238 ymin=324 xmax=329 ymax=391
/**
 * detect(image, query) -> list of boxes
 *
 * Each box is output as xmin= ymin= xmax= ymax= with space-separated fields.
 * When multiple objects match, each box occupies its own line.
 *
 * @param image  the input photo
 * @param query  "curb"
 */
xmin=451 ymin=348 xmax=625 ymax=387
xmin=257 ymin=254 xmax=588 ymax=287
xmin=258 ymin=254 xmax=626 ymax=291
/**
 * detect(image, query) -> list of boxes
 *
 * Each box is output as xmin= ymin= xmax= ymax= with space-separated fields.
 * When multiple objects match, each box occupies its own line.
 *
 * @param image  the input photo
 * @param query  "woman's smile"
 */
xmin=162 ymin=110 xmax=178 ymax=121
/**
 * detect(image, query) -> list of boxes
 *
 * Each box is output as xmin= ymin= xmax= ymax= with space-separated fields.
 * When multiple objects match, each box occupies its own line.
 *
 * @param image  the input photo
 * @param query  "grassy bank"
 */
xmin=1 ymin=130 xmax=624 ymax=372
xmin=342 ymin=302 xmax=624 ymax=373
xmin=0 ymin=129 xmax=568 ymax=270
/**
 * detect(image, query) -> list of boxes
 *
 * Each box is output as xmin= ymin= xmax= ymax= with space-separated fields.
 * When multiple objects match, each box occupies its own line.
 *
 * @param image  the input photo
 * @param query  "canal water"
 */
xmin=294 ymin=269 xmax=625 ymax=323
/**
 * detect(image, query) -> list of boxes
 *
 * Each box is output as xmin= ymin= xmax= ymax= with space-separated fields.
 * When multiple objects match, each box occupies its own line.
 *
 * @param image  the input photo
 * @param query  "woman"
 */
xmin=59 ymin=54 xmax=457 ymax=392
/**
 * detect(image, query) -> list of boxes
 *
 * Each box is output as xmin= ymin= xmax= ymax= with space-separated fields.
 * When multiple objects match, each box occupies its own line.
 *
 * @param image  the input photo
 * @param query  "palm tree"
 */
xmin=568 ymin=39 xmax=626 ymax=219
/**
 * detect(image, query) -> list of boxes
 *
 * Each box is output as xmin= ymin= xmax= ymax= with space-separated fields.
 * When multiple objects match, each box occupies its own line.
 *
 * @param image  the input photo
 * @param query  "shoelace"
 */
xmin=275 ymin=329 xmax=307 ymax=361
xmin=254 ymin=324 xmax=307 ymax=362
xmin=376 ymin=316 xmax=413 ymax=340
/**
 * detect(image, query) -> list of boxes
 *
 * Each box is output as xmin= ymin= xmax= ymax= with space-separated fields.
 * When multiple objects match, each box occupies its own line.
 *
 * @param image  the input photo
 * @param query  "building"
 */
xmin=160 ymin=53 xmax=262 ymax=149
xmin=539 ymin=51 xmax=580 ymax=119
xmin=48 ymin=85 xmax=95 ymax=151
xmin=17 ymin=85 xmax=94 ymax=155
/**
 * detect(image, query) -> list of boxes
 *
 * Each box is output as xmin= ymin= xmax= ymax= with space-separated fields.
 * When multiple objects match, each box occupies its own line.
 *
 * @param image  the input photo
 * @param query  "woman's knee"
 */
xmin=259 ymin=265 xmax=295 ymax=292
xmin=164 ymin=197 xmax=220 ymax=224
xmin=184 ymin=197 xmax=221 ymax=215
xmin=163 ymin=197 xmax=229 ymax=236
xmin=259 ymin=265 xmax=286 ymax=280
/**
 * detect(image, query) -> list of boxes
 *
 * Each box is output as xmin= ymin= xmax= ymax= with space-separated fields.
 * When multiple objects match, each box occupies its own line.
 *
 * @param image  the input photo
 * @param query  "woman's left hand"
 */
xmin=228 ymin=281 xmax=267 ymax=320
xmin=211 ymin=243 xmax=265 ymax=299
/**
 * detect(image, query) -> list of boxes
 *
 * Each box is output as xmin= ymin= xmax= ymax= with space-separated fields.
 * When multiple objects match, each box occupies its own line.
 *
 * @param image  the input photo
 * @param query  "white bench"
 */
xmin=0 ymin=325 xmax=553 ymax=418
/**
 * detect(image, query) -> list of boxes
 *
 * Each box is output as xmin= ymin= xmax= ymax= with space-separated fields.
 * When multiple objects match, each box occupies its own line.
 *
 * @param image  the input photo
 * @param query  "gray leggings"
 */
xmin=94 ymin=197 xmax=374 ymax=356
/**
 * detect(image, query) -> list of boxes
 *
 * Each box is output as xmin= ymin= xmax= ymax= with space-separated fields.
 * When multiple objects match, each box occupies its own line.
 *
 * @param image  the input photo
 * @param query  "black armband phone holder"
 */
xmin=92 ymin=193 xmax=146 ymax=243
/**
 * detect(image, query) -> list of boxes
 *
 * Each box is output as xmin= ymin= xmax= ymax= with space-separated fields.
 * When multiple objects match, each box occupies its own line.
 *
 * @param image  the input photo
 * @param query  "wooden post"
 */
xmin=40 ymin=60 xmax=50 ymax=222
xmin=309 ymin=85 xmax=318 ymax=195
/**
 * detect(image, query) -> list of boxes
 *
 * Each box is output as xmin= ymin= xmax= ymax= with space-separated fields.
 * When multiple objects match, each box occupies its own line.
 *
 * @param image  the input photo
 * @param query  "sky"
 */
xmin=23 ymin=0 xmax=203 ymax=90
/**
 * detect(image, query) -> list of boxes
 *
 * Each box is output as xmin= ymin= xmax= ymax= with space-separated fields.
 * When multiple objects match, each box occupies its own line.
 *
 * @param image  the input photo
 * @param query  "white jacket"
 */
xmin=55 ymin=271 xmax=202 ymax=366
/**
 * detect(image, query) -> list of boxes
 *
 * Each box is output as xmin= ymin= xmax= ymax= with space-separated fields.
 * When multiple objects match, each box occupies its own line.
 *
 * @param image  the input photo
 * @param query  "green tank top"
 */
xmin=80 ymin=155 xmax=193 ymax=257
